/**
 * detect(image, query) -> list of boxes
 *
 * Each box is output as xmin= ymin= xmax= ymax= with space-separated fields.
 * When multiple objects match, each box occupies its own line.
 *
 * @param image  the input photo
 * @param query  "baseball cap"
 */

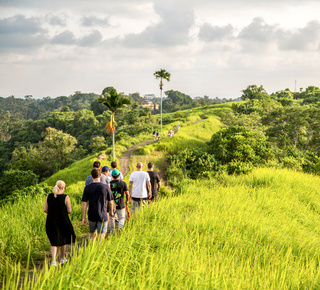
xmin=111 ymin=169 xmax=120 ymax=177
xmin=102 ymin=166 xmax=110 ymax=172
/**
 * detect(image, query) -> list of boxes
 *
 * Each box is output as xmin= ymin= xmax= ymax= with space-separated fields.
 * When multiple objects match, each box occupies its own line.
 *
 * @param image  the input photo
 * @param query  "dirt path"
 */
xmin=119 ymin=139 xmax=155 ymax=177
xmin=18 ymin=119 xmax=205 ymax=286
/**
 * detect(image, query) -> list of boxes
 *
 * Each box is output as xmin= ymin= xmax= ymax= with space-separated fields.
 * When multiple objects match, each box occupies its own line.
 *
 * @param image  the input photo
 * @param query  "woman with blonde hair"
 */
xmin=44 ymin=180 xmax=76 ymax=266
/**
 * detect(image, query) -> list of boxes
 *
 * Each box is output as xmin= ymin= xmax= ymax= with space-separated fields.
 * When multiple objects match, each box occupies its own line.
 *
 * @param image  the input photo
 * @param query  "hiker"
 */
xmin=85 ymin=161 xmax=108 ymax=185
xmin=129 ymin=162 xmax=151 ymax=212
xmin=168 ymin=130 xmax=171 ymax=137
xmin=109 ymin=169 xmax=130 ymax=232
xmin=44 ymin=180 xmax=76 ymax=267
xmin=177 ymin=122 xmax=180 ymax=131
xmin=156 ymin=130 xmax=159 ymax=140
xmin=110 ymin=161 xmax=123 ymax=181
xmin=82 ymin=168 xmax=114 ymax=242
xmin=153 ymin=130 xmax=156 ymax=140
xmin=147 ymin=162 xmax=161 ymax=202
xmin=102 ymin=165 xmax=112 ymax=183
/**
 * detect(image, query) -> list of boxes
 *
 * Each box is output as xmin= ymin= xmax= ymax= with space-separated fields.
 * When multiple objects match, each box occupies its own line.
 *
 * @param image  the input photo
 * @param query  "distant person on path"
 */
xmin=82 ymin=168 xmax=114 ymax=242
xmin=153 ymin=130 xmax=156 ymax=140
xmin=147 ymin=162 xmax=161 ymax=202
xmin=85 ymin=161 xmax=109 ymax=185
xmin=129 ymin=162 xmax=151 ymax=212
xmin=102 ymin=165 xmax=112 ymax=183
xmin=109 ymin=169 xmax=130 ymax=232
xmin=110 ymin=161 xmax=124 ymax=181
xmin=177 ymin=122 xmax=180 ymax=131
xmin=156 ymin=130 xmax=159 ymax=140
xmin=44 ymin=180 xmax=76 ymax=267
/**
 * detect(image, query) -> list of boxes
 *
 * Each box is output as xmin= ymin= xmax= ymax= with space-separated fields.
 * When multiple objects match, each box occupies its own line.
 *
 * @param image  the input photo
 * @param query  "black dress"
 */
xmin=45 ymin=193 xmax=76 ymax=246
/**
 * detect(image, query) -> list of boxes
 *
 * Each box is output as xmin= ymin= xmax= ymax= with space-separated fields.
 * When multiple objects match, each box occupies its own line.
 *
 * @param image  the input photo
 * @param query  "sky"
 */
xmin=1 ymin=0 xmax=320 ymax=100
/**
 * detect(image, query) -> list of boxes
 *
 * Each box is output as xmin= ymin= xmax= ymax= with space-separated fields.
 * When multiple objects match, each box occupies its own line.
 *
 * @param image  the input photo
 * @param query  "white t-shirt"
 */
xmin=129 ymin=171 xmax=150 ymax=198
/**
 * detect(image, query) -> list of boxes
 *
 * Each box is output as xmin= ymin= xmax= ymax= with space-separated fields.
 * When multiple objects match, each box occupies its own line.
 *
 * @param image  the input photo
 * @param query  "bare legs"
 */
xmin=51 ymin=246 xmax=57 ymax=263
xmin=60 ymin=245 xmax=66 ymax=260
xmin=89 ymin=231 xmax=105 ymax=243
xmin=50 ymin=244 xmax=67 ymax=265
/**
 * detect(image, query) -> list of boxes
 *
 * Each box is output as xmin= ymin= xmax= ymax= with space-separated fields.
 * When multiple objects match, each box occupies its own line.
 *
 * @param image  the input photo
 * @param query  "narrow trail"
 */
xmin=119 ymin=139 xmax=155 ymax=177
xmin=18 ymin=118 xmax=205 ymax=287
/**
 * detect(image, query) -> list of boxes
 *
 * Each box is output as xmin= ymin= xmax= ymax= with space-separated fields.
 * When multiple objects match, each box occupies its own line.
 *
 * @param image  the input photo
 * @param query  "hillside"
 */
xmin=2 ymin=102 xmax=320 ymax=289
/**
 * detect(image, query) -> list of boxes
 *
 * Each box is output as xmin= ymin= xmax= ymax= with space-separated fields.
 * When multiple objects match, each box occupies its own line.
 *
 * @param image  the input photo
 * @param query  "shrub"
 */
xmin=208 ymin=126 xmax=274 ymax=165
xmin=0 ymin=183 xmax=51 ymax=205
xmin=135 ymin=147 xmax=151 ymax=155
xmin=226 ymin=161 xmax=254 ymax=175
xmin=166 ymin=148 xmax=220 ymax=182
xmin=0 ymin=170 xmax=39 ymax=200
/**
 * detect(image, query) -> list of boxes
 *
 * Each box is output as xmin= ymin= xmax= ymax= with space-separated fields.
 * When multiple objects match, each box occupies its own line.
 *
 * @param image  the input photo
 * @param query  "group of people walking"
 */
xmin=44 ymin=160 xmax=161 ymax=267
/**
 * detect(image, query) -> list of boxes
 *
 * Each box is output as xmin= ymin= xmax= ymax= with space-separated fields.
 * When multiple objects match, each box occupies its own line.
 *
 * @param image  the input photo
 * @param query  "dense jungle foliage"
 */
xmin=1 ymin=84 xmax=319 ymax=198
xmin=166 ymin=85 xmax=320 ymax=179
xmin=0 ymin=90 xmax=238 ymax=196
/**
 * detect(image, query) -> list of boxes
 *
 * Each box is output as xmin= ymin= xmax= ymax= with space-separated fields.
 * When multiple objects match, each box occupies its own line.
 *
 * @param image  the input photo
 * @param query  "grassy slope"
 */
xmin=0 ymin=103 xmax=228 ymax=278
xmin=5 ymin=102 xmax=320 ymax=288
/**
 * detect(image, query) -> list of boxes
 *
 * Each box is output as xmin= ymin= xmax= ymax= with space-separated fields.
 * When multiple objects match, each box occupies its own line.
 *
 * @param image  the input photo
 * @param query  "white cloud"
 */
xmin=198 ymin=23 xmax=234 ymax=42
xmin=277 ymin=20 xmax=320 ymax=51
xmin=51 ymin=30 xmax=76 ymax=45
xmin=1 ymin=0 xmax=320 ymax=99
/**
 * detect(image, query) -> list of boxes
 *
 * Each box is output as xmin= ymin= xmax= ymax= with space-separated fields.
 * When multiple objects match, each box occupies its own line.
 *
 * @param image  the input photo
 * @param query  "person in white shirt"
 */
xmin=129 ymin=162 xmax=151 ymax=213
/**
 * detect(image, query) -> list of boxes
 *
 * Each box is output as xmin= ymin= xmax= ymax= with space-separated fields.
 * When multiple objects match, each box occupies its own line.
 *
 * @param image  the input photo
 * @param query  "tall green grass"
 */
xmin=6 ymin=102 xmax=320 ymax=288
xmin=143 ymin=116 xmax=222 ymax=155
xmin=5 ymin=167 xmax=320 ymax=288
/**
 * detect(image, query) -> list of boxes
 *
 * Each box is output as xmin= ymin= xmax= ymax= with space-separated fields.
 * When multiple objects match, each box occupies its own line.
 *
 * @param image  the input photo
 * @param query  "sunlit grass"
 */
xmin=5 ymin=102 xmax=320 ymax=288
xmin=5 ymin=168 xmax=320 ymax=289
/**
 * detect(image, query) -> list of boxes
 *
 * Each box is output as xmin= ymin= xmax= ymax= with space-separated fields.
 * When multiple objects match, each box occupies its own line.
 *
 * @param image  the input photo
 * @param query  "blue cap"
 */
xmin=102 ymin=166 xmax=110 ymax=172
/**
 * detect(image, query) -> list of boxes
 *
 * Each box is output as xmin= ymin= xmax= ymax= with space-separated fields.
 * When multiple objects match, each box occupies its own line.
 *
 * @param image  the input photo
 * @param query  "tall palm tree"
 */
xmin=154 ymin=69 xmax=171 ymax=132
xmin=98 ymin=86 xmax=131 ymax=161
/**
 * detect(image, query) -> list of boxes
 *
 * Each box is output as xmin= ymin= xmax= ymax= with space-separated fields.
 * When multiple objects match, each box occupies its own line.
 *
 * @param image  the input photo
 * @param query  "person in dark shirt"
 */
xmin=82 ymin=168 xmax=114 ymax=242
xmin=147 ymin=162 xmax=161 ymax=202
xmin=109 ymin=169 xmax=130 ymax=232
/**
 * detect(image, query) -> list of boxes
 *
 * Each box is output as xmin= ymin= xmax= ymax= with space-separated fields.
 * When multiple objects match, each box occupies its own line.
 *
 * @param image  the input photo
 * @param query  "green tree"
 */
xmin=264 ymin=106 xmax=320 ymax=152
xmin=300 ymin=86 xmax=320 ymax=106
xmin=0 ymin=169 xmax=39 ymax=200
xmin=90 ymin=136 xmax=106 ymax=152
xmin=271 ymin=89 xmax=294 ymax=106
xmin=11 ymin=127 xmax=78 ymax=179
xmin=208 ymin=126 xmax=273 ymax=165
xmin=241 ymin=85 xmax=269 ymax=100
xmin=154 ymin=69 xmax=171 ymax=131
xmin=98 ymin=87 xmax=131 ymax=161
xmin=129 ymin=92 xmax=143 ymax=104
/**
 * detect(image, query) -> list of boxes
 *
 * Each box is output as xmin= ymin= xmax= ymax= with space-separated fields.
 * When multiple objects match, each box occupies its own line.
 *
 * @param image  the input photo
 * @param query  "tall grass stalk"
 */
xmin=4 ymin=168 xmax=320 ymax=288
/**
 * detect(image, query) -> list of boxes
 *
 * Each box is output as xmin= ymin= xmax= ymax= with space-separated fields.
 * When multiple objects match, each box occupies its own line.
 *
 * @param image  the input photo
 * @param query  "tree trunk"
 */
xmin=160 ymin=88 xmax=162 ymax=132
xmin=112 ymin=131 xmax=115 ymax=161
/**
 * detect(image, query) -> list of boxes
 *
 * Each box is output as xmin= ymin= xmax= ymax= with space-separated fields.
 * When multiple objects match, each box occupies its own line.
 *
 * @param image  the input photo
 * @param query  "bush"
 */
xmin=0 ymin=183 xmax=51 ymax=205
xmin=0 ymin=170 xmax=39 ymax=200
xmin=135 ymin=147 xmax=151 ymax=155
xmin=282 ymin=156 xmax=303 ymax=171
xmin=208 ymin=126 xmax=274 ymax=165
xmin=166 ymin=148 xmax=220 ymax=183
xmin=226 ymin=161 xmax=253 ymax=175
